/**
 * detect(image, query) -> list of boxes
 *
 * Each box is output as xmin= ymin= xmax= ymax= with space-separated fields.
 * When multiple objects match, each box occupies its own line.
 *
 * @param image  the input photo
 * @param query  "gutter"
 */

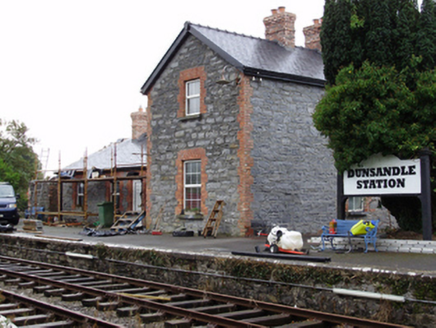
xmin=243 ymin=67 xmax=326 ymax=88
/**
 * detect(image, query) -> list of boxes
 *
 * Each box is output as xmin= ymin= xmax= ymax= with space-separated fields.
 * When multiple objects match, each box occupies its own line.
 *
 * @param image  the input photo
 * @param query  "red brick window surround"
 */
xmin=175 ymin=148 xmax=208 ymax=215
xmin=177 ymin=67 xmax=207 ymax=118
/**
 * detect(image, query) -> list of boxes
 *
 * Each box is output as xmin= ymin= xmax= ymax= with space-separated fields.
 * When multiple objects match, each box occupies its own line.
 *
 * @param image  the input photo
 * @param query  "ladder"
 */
xmin=151 ymin=204 xmax=165 ymax=235
xmin=36 ymin=148 xmax=50 ymax=179
xmin=202 ymin=200 xmax=225 ymax=238
xmin=110 ymin=211 xmax=145 ymax=232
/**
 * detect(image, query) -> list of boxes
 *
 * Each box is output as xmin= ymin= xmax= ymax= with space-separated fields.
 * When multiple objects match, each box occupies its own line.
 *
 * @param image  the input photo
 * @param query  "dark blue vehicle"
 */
xmin=0 ymin=183 xmax=19 ymax=225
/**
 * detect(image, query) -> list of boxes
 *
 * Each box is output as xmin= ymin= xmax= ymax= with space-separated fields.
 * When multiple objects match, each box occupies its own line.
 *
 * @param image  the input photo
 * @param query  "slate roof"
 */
xmin=141 ymin=22 xmax=325 ymax=94
xmin=63 ymin=137 xmax=146 ymax=172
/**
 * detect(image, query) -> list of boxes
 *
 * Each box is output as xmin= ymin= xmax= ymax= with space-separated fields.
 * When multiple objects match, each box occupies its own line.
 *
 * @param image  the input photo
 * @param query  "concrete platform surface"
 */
xmin=10 ymin=223 xmax=436 ymax=276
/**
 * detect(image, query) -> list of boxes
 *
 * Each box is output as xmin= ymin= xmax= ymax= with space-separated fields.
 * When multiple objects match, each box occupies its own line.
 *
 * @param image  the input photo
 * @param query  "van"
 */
xmin=0 ymin=183 xmax=19 ymax=225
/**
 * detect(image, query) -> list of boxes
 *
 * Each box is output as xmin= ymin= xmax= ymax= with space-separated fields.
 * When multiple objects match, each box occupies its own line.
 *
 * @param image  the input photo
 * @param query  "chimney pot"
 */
xmin=263 ymin=7 xmax=296 ymax=48
xmin=303 ymin=18 xmax=322 ymax=51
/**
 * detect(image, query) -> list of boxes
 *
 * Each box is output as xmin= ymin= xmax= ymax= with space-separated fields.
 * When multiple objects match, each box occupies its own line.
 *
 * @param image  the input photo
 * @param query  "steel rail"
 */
xmin=0 ymin=266 xmax=265 ymax=327
xmin=0 ymin=288 xmax=123 ymax=328
xmin=0 ymin=255 xmax=411 ymax=328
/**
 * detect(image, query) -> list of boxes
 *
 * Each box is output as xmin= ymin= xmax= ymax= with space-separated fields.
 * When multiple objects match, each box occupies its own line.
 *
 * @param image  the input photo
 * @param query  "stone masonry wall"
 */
xmin=147 ymin=35 xmax=242 ymax=235
xmin=0 ymin=234 xmax=434 ymax=327
xmin=29 ymin=180 xmax=131 ymax=225
xmin=147 ymin=34 xmax=336 ymax=236
xmin=249 ymin=79 xmax=337 ymax=233
xmin=28 ymin=181 xmax=52 ymax=213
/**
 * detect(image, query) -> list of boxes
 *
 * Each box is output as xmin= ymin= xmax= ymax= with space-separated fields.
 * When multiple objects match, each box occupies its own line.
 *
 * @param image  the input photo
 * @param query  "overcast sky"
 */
xmin=1 ymin=0 xmax=325 ymax=174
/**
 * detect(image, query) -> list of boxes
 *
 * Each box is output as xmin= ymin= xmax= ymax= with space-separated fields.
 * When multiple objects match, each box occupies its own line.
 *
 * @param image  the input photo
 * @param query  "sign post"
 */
xmin=419 ymin=149 xmax=432 ymax=241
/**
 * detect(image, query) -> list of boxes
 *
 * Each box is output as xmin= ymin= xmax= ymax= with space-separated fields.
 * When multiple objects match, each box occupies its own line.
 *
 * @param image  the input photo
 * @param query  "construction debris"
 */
xmin=110 ymin=211 xmax=145 ymax=232
xmin=22 ymin=219 xmax=44 ymax=233
xmin=0 ymin=224 xmax=14 ymax=233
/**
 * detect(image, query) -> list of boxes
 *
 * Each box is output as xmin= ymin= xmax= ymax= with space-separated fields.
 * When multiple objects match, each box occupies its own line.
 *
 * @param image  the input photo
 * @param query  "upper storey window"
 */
xmin=186 ymin=79 xmax=200 ymax=116
xmin=178 ymin=67 xmax=206 ymax=118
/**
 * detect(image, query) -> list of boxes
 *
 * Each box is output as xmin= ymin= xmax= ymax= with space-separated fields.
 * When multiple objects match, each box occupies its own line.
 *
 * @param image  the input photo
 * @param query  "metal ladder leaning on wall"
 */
xmin=202 ymin=200 xmax=225 ymax=238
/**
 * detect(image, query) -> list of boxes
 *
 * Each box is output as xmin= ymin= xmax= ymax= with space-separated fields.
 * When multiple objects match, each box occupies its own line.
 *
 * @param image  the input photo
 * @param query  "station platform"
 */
xmin=10 ymin=222 xmax=436 ymax=276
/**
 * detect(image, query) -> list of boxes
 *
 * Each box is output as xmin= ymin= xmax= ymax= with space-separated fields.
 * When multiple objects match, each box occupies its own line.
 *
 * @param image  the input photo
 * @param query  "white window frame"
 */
xmin=348 ymin=196 xmax=363 ymax=212
xmin=112 ymin=181 xmax=120 ymax=209
xmin=132 ymin=180 xmax=142 ymax=212
xmin=184 ymin=160 xmax=201 ymax=211
xmin=185 ymin=79 xmax=200 ymax=116
xmin=77 ymin=182 xmax=84 ymax=207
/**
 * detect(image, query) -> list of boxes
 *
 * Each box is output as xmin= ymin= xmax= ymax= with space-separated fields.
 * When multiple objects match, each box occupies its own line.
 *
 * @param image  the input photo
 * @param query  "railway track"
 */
xmin=0 ymin=288 xmax=120 ymax=327
xmin=0 ymin=255 xmax=410 ymax=327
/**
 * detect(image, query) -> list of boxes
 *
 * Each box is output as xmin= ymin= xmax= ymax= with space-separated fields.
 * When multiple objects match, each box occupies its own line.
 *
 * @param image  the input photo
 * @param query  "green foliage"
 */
xmin=416 ymin=0 xmax=436 ymax=70
xmin=321 ymin=0 xmax=421 ymax=85
xmin=321 ymin=0 xmax=354 ymax=85
xmin=317 ymin=0 xmax=436 ymax=231
xmin=0 ymin=119 xmax=39 ymax=210
xmin=314 ymin=61 xmax=436 ymax=173
xmin=381 ymin=196 xmax=423 ymax=232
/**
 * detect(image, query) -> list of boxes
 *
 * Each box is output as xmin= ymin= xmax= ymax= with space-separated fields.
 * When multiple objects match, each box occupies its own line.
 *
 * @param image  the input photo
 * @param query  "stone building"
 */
xmin=29 ymin=108 xmax=147 ymax=225
xmin=140 ymin=7 xmax=336 ymax=236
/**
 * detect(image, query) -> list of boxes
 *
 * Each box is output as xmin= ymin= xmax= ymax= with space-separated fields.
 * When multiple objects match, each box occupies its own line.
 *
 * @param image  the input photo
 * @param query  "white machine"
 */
xmin=267 ymin=226 xmax=304 ymax=253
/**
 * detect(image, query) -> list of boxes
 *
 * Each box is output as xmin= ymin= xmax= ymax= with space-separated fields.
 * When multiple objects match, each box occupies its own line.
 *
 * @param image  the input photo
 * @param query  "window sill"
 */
xmin=178 ymin=114 xmax=201 ymax=122
xmin=347 ymin=211 xmax=366 ymax=216
xmin=177 ymin=214 xmax=204 ymax=220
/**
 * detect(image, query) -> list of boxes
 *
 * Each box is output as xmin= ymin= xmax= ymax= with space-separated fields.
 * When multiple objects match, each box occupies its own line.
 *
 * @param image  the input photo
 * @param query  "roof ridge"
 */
xmin=189 ymin=22 xmax=265 ymax=42
xmin=188 ymin=22 xmax=311 ymax=52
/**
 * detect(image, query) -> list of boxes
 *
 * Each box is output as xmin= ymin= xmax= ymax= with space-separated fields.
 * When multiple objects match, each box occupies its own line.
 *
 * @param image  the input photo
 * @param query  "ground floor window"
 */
xmin=112 ymin=181 xmax=120 ymax=209
xmin=132 ymin=180 xmax=142 ymax=212
xmin=77 ymin=182 xmax=84 ymax=207
xmin=184 ymin=160 xmax=201 ymax=211
xmin=348 ymin=196 xmax=363 ymax=212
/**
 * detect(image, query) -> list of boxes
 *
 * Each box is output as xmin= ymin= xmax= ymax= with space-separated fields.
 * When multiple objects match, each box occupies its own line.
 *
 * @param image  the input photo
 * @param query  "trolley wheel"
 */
xmin=269 ymin=244 xmax=279 ymax=253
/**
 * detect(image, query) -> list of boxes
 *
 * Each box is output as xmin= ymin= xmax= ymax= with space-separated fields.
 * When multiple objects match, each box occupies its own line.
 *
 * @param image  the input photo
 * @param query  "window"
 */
xmin=175 ymin=148 xmax=208 ymax=215
xmin=185 ymin=79 xmax=200 ymax=116
xmin=77 ymin=182 xmax=84 ymax=207
xmin=112 ymin=181 xmax=120 ymax=209
xmin=348 ymin=197 xmax=363 ymax=212
xmin=184 ymin=160 xmax=201 ymax=210
xmin=178 ymin=67 xmax=206 ymax=118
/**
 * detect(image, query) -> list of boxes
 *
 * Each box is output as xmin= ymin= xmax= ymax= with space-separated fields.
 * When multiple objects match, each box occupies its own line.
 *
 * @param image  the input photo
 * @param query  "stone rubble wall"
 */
xmin=0 ymin=234 xmax=435 ymax=327
xmin=148 ymin=34 xmax=336 ymax=236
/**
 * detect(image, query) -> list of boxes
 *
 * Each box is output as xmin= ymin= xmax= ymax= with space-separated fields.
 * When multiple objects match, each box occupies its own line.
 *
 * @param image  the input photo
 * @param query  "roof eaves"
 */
xmin=243 ymin=67 xmax=326 ymax=88
xmin=140 ymin=22 xmax=191 ymax=95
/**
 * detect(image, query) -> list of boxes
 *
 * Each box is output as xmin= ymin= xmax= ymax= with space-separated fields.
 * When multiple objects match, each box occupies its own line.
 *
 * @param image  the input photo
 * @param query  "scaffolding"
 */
xmin=30 ymin=145 xmax=146 ymax=226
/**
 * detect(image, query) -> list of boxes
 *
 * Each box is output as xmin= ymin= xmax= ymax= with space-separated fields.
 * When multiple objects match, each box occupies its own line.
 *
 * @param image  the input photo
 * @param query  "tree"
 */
xmin=416 ymin=0 xmax=436 ymax=70
xmin=0 ymin=119 xmax=39 ymax=210
xmin=313 ymin=60 xmax=436 ymax=173
xmin=321 ymin=0 xmax=354 ymax=85
xmin=394 ymin=0 xmax=419 ymax=70
xmin=315 ymin=0 xmax=436 ymax=232
xmin=321 ymin=0 xmax=421 ymax=85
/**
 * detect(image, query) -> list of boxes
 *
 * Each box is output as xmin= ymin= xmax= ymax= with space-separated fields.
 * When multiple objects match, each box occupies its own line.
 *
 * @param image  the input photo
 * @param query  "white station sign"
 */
xmin=344 ymin=154 xmax=421 ymax=195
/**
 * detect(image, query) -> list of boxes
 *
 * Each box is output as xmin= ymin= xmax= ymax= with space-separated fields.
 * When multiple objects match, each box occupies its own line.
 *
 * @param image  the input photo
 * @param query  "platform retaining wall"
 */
xmin=0 ymin=234 xmax=435 ymax=327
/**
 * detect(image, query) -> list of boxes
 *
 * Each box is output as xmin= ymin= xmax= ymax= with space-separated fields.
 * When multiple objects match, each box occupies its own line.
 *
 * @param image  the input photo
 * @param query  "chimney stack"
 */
xmin=263 ymin=6 xmax=296 ymax=49
xmin=131 ymin=106 xmax=147 ymax=140
xmin=303 ymin=18 xmax=322 ymax=51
